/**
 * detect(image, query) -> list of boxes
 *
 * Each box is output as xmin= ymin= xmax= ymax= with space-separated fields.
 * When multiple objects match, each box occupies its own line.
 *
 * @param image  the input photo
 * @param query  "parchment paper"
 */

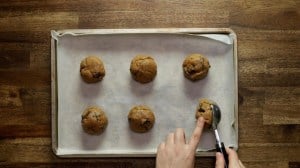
xmin=54 ymin=32 xmax=237 ymax=155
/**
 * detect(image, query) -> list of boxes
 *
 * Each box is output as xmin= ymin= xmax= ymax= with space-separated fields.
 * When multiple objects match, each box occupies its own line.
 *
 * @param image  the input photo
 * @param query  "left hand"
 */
xmin=156 ymin=117 xmax=205 ymax=168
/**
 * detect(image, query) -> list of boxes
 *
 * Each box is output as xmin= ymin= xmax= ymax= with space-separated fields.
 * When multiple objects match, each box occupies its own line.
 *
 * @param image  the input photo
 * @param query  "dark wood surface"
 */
xmin=0 ymin=1 xmax=299 ymax=168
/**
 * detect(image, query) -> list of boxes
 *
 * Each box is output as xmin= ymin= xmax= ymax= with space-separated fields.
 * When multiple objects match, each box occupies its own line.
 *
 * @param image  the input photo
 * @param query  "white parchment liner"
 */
xmin=53 ymin=31 xmax=237 ymax=156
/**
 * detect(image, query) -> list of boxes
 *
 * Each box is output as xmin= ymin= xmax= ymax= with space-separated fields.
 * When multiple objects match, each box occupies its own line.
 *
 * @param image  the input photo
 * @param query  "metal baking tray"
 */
xmin=51 ymin=28 xmax=238 ymax=157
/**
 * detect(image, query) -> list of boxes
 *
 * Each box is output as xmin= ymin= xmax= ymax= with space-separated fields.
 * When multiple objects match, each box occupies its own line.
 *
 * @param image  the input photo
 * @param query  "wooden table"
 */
xmin=0 ymin=1 xmax=299 ymax=168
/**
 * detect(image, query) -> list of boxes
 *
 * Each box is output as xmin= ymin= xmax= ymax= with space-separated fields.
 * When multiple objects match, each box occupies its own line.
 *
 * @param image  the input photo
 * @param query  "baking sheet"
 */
xmin=51 ymin=29 xmax=238 ymax=157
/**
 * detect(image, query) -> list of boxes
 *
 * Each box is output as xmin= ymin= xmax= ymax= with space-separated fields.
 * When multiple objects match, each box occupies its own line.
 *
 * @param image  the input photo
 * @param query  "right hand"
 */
xmin=215 ymin=147 xmax=245 ymax=168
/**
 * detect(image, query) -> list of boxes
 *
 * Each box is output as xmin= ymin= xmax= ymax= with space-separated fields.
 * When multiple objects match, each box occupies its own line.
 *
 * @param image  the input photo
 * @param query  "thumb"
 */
xmin=215 ymin=152 xmax=225 ymax=168
xmin=225 ymin=147 xmax=240 ymax=167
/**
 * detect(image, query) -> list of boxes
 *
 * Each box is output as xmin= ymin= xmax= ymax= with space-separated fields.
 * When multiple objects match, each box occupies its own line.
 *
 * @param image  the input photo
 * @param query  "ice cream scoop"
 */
xmin=210 ymin=101 xmax=229 ymax=168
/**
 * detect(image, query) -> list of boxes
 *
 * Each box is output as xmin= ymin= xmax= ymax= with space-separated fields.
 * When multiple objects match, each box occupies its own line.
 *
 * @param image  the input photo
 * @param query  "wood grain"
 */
xmin=0 ymin=0 xmax=299 ymax=168
xmin=0 ymin=50 xmax=30 ymax=69
xmin=263 ymin=87 xmax=300 ymax=125
xmin=0 ymin=12 xmax=78 ymax=31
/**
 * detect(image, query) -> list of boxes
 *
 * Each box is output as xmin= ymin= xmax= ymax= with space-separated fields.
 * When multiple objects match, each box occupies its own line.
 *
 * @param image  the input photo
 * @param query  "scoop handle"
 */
xmin=216 ymin=142 xmax=229 ymax=168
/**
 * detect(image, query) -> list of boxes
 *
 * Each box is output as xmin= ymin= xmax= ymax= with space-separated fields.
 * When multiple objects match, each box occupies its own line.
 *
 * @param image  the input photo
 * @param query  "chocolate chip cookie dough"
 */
xmin=195 ymin=98 xmax=213 ymax=128
xmin=182 ymin=54 xmax=210 ymax=81
xmin=81 ymin=106 xmax=108 ymax=135
xmin=128 ymin=105 xmax=155 ymax=133
xmin=130 ymin=55 xmax=157 ymax=83
xmin=80 ymin=56 xmax=105 ymax=83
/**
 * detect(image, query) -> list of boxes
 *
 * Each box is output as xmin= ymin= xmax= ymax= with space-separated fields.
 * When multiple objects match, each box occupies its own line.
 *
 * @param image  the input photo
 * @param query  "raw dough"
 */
xmin=182 ymin=54 xmax=210 ymax=81
xmin=128 ymin=105 xmax=155 ymax=133
xmin=195 ymin=98 xmax=213 ymax=128
xmin=80 ymin=56 xmax=105 ymax=83
xmin=130 ymin=55 xmax=157 ymax=83
xmin=81 ymin=106 xmax=108 ymax=135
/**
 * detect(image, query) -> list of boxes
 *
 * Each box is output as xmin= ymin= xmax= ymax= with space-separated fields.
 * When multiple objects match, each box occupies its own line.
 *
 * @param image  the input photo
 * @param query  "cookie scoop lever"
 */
xmin=210 ymin=101 xmax=229 ymax=168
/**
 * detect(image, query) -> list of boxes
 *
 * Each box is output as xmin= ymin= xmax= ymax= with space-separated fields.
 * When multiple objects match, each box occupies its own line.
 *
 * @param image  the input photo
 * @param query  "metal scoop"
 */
xmin=211 ymin=102 xmax=229 ymax=168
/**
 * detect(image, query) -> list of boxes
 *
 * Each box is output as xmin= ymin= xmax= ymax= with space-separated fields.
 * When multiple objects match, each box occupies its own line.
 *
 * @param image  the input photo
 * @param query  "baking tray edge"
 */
xmin=50 ymin=28 xmax=238 ymax=158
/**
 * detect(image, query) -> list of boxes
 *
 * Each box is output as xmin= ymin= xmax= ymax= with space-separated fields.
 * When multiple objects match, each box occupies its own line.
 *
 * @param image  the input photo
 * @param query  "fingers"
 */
xmin=225 ymin=147 xmax=239 ymax=161
xmin=215 ymin=152 xmax=225 ymax=168
xmin=158 ymin=142 xmax=166 ymax=151
xmin=166 ymin=132 xmax=175 ymax=145
xmin=174 ymin=128 xmax=186 ymax=144
xmin=239 ymin=160 xmax=246 ymax=168
xmin=156 ymin=142 xmax=165 ymax=166
xmin=189 ymin=117 xmax=205 ymax=149
xmin=163 ymin=117 xmax=204 ymax=149
xmin=166 ymin=128 xmax=186 ymax=145
xmin=225 ymin=147 xmax=241 ymax=167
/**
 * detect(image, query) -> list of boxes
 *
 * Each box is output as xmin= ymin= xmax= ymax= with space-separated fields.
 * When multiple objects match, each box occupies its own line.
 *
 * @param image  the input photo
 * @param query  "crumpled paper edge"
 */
xmin=51 ymin=28 xmax=234 ymax=45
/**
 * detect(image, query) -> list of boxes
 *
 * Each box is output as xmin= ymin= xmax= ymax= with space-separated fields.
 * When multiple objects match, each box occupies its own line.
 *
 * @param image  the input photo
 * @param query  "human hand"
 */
xmin=156 ymin=117 xmax=205 ymax=168
xmin=215 ymin=147 xmax=245 ymax=168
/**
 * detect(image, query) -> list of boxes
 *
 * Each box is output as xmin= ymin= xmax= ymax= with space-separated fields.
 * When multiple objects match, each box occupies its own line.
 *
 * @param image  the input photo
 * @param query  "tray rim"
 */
xmin=51 ymin=28 xmax=238 ymax=158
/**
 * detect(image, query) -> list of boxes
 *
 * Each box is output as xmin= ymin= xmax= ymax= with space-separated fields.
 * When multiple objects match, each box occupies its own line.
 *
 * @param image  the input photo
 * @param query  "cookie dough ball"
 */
xmin=128 ymin=105 xmax=155 ymax=133
xmin=80 ymin=56 xmax=105 ymax=83
xmin=130 ymin=55 xmax=157 ymax=83
xmin=81 ymin=106 xmax=108 ymax=135
xmin=195 ymin=99 xmax=213 ymax=129
xmin=182 ymin=54 xmax=210 ymax=81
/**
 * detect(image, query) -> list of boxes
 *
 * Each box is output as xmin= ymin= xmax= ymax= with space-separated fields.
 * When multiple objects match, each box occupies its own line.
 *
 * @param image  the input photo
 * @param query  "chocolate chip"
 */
xmin=189 ymin=69 xmax=196 ymax=74
xmin=142 ymin=119 xmax=151 ymax=129
xmin=92 ymin=72 xmax=101 ymax=78
xmin=198 ymin=107 xmax=205 ymax=113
